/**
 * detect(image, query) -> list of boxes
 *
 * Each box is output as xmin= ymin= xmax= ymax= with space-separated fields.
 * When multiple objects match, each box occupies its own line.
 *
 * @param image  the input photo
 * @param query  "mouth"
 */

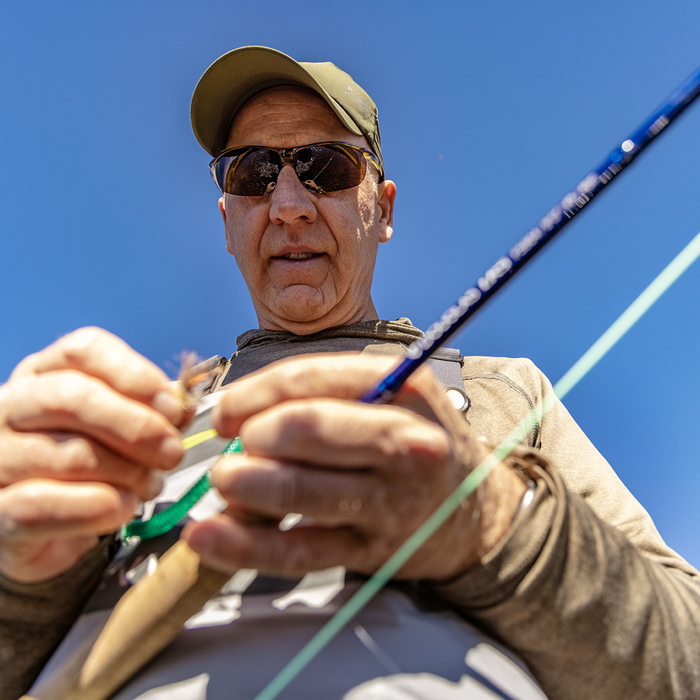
xmin=275 ymin=252 xmax=324 ymax=261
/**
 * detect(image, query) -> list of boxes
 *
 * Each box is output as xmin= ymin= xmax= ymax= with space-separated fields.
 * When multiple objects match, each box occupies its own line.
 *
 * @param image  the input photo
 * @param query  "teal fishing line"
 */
xmin=126 ymin=230 xmax=700 ymax=545
xmin=253 ymin=229 xmax=700 ymax=700
xmin=553 ymin=230 xmax=700 ymax=398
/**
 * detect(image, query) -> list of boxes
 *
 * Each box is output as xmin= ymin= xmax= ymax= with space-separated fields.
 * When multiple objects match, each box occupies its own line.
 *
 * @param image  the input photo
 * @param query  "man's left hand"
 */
xmin=183 ymin=354 xmax=525 ymax=581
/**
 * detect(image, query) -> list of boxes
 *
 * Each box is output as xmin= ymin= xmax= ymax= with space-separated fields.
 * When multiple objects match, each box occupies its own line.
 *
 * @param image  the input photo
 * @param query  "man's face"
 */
xmin=219 ymin=86 xmax=396 ymax=335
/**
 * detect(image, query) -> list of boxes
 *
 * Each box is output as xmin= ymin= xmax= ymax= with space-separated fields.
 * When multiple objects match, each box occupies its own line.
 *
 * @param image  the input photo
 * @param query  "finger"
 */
xmin=186 ymin=476 xmax=499 ymax=581
xmin=10 ymin=327 xmax=184 ymax=425
xmin=3 ymin=372 xmax=183 ymax=470
xmin=183 ymin=514 xmax=372 ymax=578
xmin=0 ymin=479 xmax=137 ymax=541
xmin=237 ymin=398 xmax=451 ymax=470
xmin=0 ymin=431 xmax=164 ymax=502
xmin=212 ymin=455 xmax=378 ymax=526
xmin=213 ymin=353 xmax=395 ymax=436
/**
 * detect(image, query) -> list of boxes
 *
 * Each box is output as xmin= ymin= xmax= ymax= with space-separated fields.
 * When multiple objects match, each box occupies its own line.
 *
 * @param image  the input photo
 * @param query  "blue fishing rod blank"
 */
xmin=362 ymin=65 xmax=700 ymax=404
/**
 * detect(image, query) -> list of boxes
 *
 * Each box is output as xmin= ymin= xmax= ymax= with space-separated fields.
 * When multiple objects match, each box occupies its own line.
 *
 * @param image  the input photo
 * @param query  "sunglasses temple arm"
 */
xmin=362 ymin=64 xmax=700 ymax=405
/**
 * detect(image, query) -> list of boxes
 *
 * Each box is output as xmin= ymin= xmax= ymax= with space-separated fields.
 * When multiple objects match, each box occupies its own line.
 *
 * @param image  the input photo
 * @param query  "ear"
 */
xmin=377 ymin=180 xmax=396 ymax=243
xmin=219 ymin=197 xmax=236 ymax=256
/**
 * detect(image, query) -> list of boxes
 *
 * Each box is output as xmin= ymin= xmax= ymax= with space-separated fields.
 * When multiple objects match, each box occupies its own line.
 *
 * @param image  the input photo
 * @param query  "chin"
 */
xmin=269 ymin=290 xmax=334 ymax=323
xmin=258 ymin=287 xmax=371 ymax=334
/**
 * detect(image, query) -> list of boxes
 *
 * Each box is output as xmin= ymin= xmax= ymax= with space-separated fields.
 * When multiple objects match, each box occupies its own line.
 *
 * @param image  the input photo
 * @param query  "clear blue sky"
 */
xmin=2 ymin=2 xmax=699 ymax=567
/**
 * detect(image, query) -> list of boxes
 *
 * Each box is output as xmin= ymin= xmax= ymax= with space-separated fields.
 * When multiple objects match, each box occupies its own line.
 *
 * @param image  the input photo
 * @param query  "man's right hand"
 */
xmin=0 ymin=328 xmax=184 ymax=583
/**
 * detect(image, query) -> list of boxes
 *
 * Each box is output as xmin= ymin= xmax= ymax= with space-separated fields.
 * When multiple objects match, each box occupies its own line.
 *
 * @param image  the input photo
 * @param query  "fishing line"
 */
xmin=253 ymin=227 xmax=700 ymax=700
xmin=121 ymin=66 xmax=700 ymax=542
xmin=553 ymin=230 xmax=700 ymax=398
xmin=111 ymin=64 xmax=700 ymax=695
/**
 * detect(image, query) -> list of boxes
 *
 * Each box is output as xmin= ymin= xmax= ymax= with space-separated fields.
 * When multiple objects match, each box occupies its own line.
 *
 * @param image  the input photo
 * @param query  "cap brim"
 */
xmin=191 ymin=46 xmax=362 ymax=157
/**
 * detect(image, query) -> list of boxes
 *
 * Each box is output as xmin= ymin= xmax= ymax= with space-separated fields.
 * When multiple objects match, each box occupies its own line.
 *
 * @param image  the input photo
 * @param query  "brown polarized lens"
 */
xmin=225 ymin=148 xmax=282 ymax=195
xmin=215 ymin=143 xmax=369 ymax=196
xmin=295 ymin=144 xmax=365 ymax=194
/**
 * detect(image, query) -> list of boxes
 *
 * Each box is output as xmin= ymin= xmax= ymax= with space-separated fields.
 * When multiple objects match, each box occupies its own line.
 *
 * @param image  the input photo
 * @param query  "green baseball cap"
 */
xmin=190 ymin=46 xmax=383 ymax=169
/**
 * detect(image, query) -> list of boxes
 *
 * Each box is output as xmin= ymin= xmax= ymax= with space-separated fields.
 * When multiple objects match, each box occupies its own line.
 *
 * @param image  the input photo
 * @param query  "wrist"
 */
xmin=0 ymin=536 xmax=101 ymax=584
xmin=473 ymin=460 xmax=528 ymax=562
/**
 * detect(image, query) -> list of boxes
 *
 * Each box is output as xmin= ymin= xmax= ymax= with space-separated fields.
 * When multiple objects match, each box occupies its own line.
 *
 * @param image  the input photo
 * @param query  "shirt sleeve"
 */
xmin=427 ymin=357 xmax=700 ymax=699
xmin=0 ymin=536 xmax=114 ymax=700
xmin=429 ymin=455 xmax=700 ymax=699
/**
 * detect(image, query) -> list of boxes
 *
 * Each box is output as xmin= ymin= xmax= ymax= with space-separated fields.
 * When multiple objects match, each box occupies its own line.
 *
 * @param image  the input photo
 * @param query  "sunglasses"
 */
xmin=209 ymin=141 xmax=384 ymax=197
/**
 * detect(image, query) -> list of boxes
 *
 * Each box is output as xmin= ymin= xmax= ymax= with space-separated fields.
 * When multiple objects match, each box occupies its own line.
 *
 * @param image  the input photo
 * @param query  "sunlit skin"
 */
xmin=0 ymin=87 xmax=523 ymax=591
xmin=218 ymin=86 xmax=397 ymax=335
xmin=176 ymin=88 xmax=526 ymax=580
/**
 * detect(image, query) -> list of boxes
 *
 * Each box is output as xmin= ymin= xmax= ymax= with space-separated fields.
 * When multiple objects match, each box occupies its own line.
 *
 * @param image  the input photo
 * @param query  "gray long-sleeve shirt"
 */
xmin=3 ymin=319 xmax=699 ymax=699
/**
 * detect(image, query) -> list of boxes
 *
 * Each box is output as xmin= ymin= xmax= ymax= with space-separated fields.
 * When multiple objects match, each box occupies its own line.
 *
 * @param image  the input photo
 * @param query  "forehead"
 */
xmin=226 ymin=86 xmax=367 ymax=150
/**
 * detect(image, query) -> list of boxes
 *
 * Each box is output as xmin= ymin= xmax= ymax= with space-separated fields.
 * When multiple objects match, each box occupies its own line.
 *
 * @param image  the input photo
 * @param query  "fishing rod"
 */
xmin=25 ymin=63 xmax=700 ymax=700
xmin=362 ymin=64 xmax=700 ymax=404
xmin=120 ymin=62 xmax=700 ymax=547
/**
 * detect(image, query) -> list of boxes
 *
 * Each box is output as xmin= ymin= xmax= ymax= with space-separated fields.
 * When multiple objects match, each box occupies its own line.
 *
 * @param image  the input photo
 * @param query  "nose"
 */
xmin=269 ymin=165 xmax=317 ymax=225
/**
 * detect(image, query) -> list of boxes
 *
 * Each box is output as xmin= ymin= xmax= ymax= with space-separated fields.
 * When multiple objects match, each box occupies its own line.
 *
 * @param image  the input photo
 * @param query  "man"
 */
xmin=2 ymin=46 xmax=699 ymax=699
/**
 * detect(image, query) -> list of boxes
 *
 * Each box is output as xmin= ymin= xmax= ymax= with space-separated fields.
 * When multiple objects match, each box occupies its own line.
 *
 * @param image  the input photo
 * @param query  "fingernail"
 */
xmin=117 ymin=488 xmax=138 ymax=516
xmin=187 ymin=527 xmax=214 ymax=557
xmin=153 ymin=390 xmax=183 ymax=424
xmin=146 ymin=472 xmax=164 ymax=501
xmin=162 ymin=435 xmax=184 ymax=466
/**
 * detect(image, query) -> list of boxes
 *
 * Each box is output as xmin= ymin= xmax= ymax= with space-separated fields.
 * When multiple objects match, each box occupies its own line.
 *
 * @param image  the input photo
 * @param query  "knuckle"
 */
xmin=5 ymin=483 xmax=45 ymax=527
xmin=374 ymin=418 xmax=404 ymax=459
xmin=269 ymin=538 xmax=313 ymax=576
xmin=121 ymin=410 xmax=161 ymax=446
xmin=276 ymin=359 xmax=315 ymax=391
xmin=278 ymin=466 xmax=307 ymax=512
xmin=243 ymin=402 xmax=323 ymax=451
xmin=277 ymin=402 xmax=322 ymax=440
xmin=0 ymin=375 xmax=34 ymax=413
xmin=56 ymin=327 xmax=106 ymax=363
xmin=56 ymin=436 xmax=99 ymax=473
xmin=368 ymin=409 xmax=445 ymax=465
xmin=46 ymin=372 xmax=93 ymax=414
xmin=5 ymin=434 xmax=99 ymax=483
xmin=401 ymin=417 xmax=452 ymax=465
xmin=245 ymin=465 xmax=298 ymax=514
xmin=3 ymin=372 xmax=96 ymax=427
xmin=9 ymin=351 xmax=41 ymax=379
xmin=15 ymin=435 xmax=54 ymax=474
xmin=364 ymin=535 xmax=394 ymax=567
xmin=0 ymin=382 xmax=12 ymax=413
xmin=381 ymin=496 xmax=411 ymax=532
xmin=4 ymin=373 xmax=92 ymax=427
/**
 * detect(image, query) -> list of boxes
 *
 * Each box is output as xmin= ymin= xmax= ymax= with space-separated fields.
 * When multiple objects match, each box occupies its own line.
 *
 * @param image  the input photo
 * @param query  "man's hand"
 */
xmin=184 ymin=354 xmax=525 ymax=582
xmin=0 ymin=328 xmax=184 ymax=583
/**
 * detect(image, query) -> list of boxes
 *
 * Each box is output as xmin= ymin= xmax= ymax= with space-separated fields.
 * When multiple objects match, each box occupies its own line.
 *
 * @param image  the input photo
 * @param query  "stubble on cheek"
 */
xmin=224 ymin=195 xmax=264 ymax=272
xmin=222 ymin=183 xmax=381 ymax=329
